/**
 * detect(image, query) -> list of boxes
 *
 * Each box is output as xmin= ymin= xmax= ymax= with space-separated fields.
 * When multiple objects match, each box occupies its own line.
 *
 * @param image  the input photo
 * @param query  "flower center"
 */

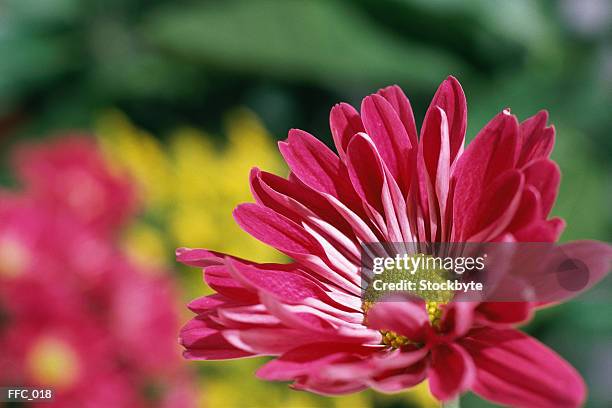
xmin=363 ymin=300 xmax=445 ymax=348
xmin=26 ymin=336 xmax=81 ymax=389
xmin=362 ymin=254 xmax=452 ymax=348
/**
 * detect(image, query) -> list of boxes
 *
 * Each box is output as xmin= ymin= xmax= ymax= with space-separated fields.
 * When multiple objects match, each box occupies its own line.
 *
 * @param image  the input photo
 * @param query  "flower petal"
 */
xmin=204 ymin=265 xmax=258 ymax=301
xmin=514 ymin=217 xmax=565 ymax=242
xmin=345 ymin=133 xmax=408 ymax=241
xmin=223 ymin=327 xmax=328 ymax=355
xmin=452 ymin=111 xmax=519 ymax=240
xmin=361 ymin=94 xmax=414 ymax=193
xmin=427 ymin=75 xmax=467 ymax=163
xmin=461 ymin=327 xmax=586 ymax=408
xmin=367 ymin=298 xmax=429 ymax=342
xmin=507 ymin=186 xmax=541 ymax=233
xmin=466 ymin=169 xmax=524 ymax=241
xmin=180 ymin=316 xmax=254 ymax=360
xmin=256 ymin=342 xmax=372 ymax=380
xmin=428 ymin=343 xmax=475 ymax=401
xmin=176 ymin=247 xmax=225 ymax=267
xmin=234 ymin=205 xmax=361 ymax=293
xmin=439 ymin=302 xmax=477 ymax=339
xmin=376 ymin=85 xmax=418 ymax=148
xmin=329 ymin=102 xmax=364 ymax=160
xmin=187 ymin=294 xmax=236 ymax=313
xmin=251 ymin=168 xmax=359 ymax=259
xmin=522 ymin=158 xmax=560 ymax=216
xmin=535 ymin=240 xmax=612 ymax=305
xmin=216 ymin=304 xmax=281 ymax=327
xmin=226 ymin=258 xmax=328 ymax=303
xmin=420 ymin=106 xmax=451 ymax=240
xmin=517 ymin=110 xmax=554 ymax=168
xmin=278 ymin=129 xmax=360 ymax=210
xmin=475 ymin=302 xmax=534 ymax=326
xmin=233 ymin=203 xmax=316 ymax=255
xmin=369 ymin=361 xmax=427 ymax=393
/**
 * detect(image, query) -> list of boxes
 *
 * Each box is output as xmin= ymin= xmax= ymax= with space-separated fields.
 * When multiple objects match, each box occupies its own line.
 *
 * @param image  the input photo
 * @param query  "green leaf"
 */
xmin=0 ymin=29 xmax=73 ymax=111
xmin=144 ymin=0 xmax=467 ymax=88
xmin=395 ymin=0 xmax=561 ymax=60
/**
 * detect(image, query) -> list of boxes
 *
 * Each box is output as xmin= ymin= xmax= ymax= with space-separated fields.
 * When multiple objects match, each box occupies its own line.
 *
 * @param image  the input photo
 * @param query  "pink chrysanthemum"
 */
xmin=178 ymin=77 xmax=611 ymax=407
xmin=12 ymin=135 xmax=137 ymax=237
xmin=1 ymin=137 xmax=195 ymax=408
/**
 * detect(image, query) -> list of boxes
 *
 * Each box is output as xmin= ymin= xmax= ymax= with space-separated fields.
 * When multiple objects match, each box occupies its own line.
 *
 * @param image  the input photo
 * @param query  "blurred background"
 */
xmin=0 ymin=0 xmax=610 ymax=407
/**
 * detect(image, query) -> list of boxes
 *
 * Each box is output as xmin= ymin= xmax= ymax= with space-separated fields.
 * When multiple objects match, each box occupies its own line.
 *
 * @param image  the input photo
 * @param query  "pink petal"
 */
xmin=204 ymin=265 xmax=258 ymax=302
xmin=301 ymin=222 xmax=361 ymax=285
xmin=517 ymin=110 xmax=555 ymax=168
xmin=225 ymin=258 xmax=328 ymax=303
xmin=251 ymin=168 xmax=358 ymax=255
xmin=465 ymin=169 xmax=524 ymax=241
xmin=514 ymin=217 xmax=565 ymax=242
xmin=329 ymin=103 xmax=364 ymax=159
xmin=183 ymin=347 xmax=253 ymax=360
xmin=256 ymin=342 xmax=373 ymax=380
xmin=233 ymin=203 xmax=317 ymax=255
xmin=439 ymin=302 xmax=477 ymax=339
xmin=361 ymin=94 xmax=414 ymax=193
xmin=187 ymin=294 xmax=236 ymax=313
xmin=475 ymin=302 xmax=534 ymax=326
xmin=180 ymin=316 xmax=254 ymax=360
xmin=292 ymin=378 xmax=368 ymax=396
xmin=233 ymin=206 xmax=360 ymax=292
xmin=216 ymin=304 xmax=281 ymax=327
xmin=534 ymin=240 xmax=612 ymax=305
xmin=427 ymin=76 xmax=467 ymax=163
xmin=507 ymin=186 xmax=541 ymax=233
xmin=428 ymin=343 xmax=475 ymax=401
xmin=376 ymin=85 xmax=418 ymax=148
xmin=367 ymin=298 xmax=429 ymax=342
xmin=345 ymin=133 xmax=407 ymax=241
xmin=318 ymin=348 xmax=429 ymax=393
xmin=421 ymin=107 xmax=451 ymax=200
xmin=345 ymin=134 xmax=386 ymax=218
xmin=176 ymin=247 xmax=225 ymax=267
xmin=260 ymin=293 xmax=378 ymax=342
xmin=452 ymin=111 xmax=519 ymax=240
xmin=367 ymin=347 xmax=430 ymax=373
xmin=461 ymin=327 xmax=586 ymax=408
xmin=176 ymin=247 xmax=257 ymax=268
xmin=369 ymin=361 xmax=427 ymax=393
xmin=420 ymin=106 xmax=451 ymax=240
xmin=323 ymin=192 xmax=383 ymax=244
xmin=522 ymin=158 xmax=560 ymax=216
xmin=278 ymin=129 xmax=360 ymax=210
xmin=251 ymin=172 xmax=358 ymax=275
xmin=223 ymin=327 xmax=329 ymax=355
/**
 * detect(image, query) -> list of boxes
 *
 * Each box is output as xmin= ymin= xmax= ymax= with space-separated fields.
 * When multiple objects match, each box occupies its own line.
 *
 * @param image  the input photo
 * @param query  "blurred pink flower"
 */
xmin=178 ymin=77 xmax=611 ymax=407
xmin=0 ymin=137 xmax=196 ymax=408
xmin=12 ymin=136 xmax=137 ymax=237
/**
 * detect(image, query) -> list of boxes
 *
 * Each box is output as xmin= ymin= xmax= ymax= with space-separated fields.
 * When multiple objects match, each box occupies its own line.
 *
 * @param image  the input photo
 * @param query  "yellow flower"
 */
xmin=97 ymin=109 xmax=285 ymax=266
xmin=97 ymin=111 xmax=173 ymax=213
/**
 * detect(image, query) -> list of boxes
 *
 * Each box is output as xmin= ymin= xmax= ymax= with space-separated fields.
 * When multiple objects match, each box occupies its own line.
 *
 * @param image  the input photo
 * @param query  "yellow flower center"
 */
xmin=26 ymin=337 xmax=81 ymax=389
xmin=363 ymin=300 xmax=445 ymax=348
xmin=362 ymin=254 xmax=452 ymax=348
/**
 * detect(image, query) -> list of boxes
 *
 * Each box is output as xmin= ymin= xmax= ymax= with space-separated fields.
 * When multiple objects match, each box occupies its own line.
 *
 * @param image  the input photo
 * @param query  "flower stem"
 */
xmin=441 ymin=397 xmax=460 ymax=408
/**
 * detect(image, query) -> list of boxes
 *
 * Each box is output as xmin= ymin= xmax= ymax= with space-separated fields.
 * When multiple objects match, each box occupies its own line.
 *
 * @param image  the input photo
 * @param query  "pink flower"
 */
xmin=178 ymin=77 xmax=611 ymax=407
xmin=1 ymin=137 xmax=196 ymax=408
xmin=12 ymin=136 xmax=137 ymax=237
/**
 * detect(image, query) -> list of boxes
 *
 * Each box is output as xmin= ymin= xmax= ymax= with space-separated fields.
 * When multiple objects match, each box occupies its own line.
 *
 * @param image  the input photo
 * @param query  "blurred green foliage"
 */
xmin=1 ymin=0 xmax=611 ymax=407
